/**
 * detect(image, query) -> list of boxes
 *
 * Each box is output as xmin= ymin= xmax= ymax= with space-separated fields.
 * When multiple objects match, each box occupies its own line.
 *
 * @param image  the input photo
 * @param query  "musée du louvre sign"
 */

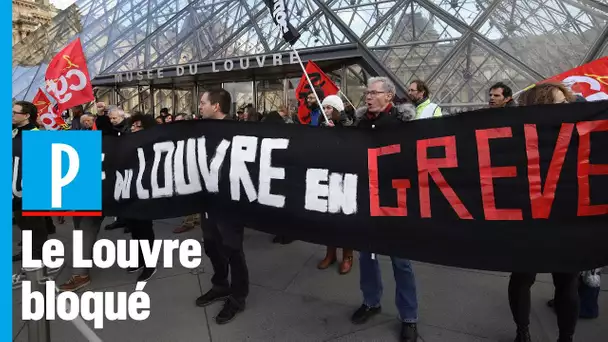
xmin=113 ymin=51 xmax=299 ymax=83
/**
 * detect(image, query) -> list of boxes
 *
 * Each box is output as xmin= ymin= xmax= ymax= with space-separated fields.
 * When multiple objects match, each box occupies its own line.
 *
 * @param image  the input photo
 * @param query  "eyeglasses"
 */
xmin=364 ymin=91 xmax=388 ymax=97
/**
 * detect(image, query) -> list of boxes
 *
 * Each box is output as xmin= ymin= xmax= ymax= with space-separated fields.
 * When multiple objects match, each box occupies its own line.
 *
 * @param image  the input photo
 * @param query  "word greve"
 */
xmin=111 ymin=135 xmax=359 ymax=215
xmin=21 ymin=231 xmax=202 ymax=270
xmin=22 ymin=281 xmax=149 ymax=329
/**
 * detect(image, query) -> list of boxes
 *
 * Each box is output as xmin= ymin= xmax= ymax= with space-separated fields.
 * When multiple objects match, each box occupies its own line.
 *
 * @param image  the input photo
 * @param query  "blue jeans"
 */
xmin=359 ymin=252 xmax=418 ymax=323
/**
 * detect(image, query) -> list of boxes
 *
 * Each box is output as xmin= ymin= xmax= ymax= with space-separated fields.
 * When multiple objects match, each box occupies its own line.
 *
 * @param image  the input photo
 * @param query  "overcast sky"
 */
xmin=50 ymin=0 xmax=76 ymax=10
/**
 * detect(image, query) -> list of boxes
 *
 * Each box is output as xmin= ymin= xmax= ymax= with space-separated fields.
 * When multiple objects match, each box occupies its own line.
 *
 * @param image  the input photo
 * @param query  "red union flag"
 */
xmin=45 ymin=37 xmax=94 ymax=113
xmin=541 ymin=56 xmax=608 ymax=102
xmin=295 ymin=61 xmax=339 ymax=124
xmin=32 ymin=89 xmax=69 ymax=130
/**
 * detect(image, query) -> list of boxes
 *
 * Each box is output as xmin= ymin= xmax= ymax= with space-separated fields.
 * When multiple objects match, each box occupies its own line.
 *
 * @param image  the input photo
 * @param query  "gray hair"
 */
xmin=368 ymin=76 xmax=396 ymax=94
xmin=107 ymin=105 xmax=123 ymax=117
xmin=80 ymin=113 xmax=95 ymax=124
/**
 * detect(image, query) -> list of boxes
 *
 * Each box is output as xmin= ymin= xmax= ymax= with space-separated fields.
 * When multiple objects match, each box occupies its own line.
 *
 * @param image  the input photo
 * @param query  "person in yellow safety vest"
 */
xmin=407 ymin=80 xmax=442 ymax=120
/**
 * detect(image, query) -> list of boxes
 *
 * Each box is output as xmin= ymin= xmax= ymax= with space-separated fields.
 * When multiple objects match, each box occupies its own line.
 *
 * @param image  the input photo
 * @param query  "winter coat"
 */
xmin=354 ymin=103 xmax=416 ymax=129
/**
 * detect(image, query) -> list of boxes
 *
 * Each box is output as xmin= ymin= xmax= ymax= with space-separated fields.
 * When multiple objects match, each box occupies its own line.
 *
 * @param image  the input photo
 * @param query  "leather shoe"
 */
xmin=351 ymin=304 xmax=381 ymax=324
xmin=216 ymin=297 xmax=244 ymax=324
xmin=400 ymin=323 xmax=418 ymax=342
xmin=514 ymin=327 xmax=531 ymax=342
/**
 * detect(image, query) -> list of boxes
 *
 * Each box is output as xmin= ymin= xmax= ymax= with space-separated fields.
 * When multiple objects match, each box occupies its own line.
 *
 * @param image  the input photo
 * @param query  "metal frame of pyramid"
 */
xmin=12 ymin=0 xmax=608 ymax=112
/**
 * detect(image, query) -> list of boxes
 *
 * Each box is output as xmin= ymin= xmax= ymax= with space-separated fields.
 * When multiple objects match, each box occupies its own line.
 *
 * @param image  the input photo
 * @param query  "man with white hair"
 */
xmin=352 ymin=76 xmax=419 ymax=342
xmin=108 ymin=106 xmax=129 ymax=136
xmin=79 ymin=113 xmax=96 ymax=130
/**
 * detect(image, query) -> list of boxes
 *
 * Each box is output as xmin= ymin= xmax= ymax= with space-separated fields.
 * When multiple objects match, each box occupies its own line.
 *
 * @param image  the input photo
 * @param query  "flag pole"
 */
xmin=338 ymin=89 xmax=356 ymax=109
xmin=290 ymin=45 xmax=331 ymax=124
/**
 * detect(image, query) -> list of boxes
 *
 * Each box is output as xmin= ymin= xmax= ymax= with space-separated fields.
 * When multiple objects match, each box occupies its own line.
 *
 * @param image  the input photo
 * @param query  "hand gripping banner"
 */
xmin=13 ymin=102 xmax=608 ymax=273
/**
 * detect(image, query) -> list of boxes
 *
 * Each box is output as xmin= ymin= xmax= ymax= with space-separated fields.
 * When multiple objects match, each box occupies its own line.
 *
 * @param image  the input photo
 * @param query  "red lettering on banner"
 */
xmin=576 ymin=120 xmax=608 ymax=216
xmin=368 ymin=145 xmax=410 ymax=216
xmin=524 ymin=123 xmax=574 ymax=219
xmin=416 ymin=136 xmax=472 ymax=219
xmin=475 ymin=128 xmax=523 ymax=220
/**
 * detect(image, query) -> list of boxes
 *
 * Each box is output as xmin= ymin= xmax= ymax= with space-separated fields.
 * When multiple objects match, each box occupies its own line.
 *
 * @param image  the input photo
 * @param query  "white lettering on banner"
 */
xmin=229 ymin=136 xmax=259 ymax=202
xmin=136 ymin=148 xmax=150 ymax=199
xmin=258 ymin=138 xmax=289 ymax=208
xmin=46 ymin=69 xmax=88 ymax=104
xmin=114 ymin=169 xmax=134 ymax=200
xmin=561 ymin=75 xmax=608 ymax=101
xmin=13 ymin=156 xmax=22 ymax=199
xmin=150 ymin=141 xmax=175 ymax=198
xmin=101 ymin=153 xmax=105 ymax=180
xmin=197 ymin=137 xmax=231 ymax=193
xmin=174 ymin=139 xmax=202 ymax=195
xmin=304 ymin=168 xmax=358 ymax=214
xmin=272 ymin=0 xmax=289 ymax=33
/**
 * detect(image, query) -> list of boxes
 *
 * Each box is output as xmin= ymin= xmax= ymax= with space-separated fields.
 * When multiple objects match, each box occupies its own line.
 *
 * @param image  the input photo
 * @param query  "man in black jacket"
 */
xmin=195 ymin=89 xmax=249 ymax=325
xmin=351 ymin=77 xmax=419 ymax=342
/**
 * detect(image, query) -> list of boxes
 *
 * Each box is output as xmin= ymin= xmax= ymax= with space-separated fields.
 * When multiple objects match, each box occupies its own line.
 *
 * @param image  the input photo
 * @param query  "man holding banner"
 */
xmin=351 ymin=77 xmax=419 ymax=342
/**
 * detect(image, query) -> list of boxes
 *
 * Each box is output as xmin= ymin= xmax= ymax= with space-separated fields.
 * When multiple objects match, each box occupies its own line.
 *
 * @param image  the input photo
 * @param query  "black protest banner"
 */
xmin=13 ymin=102 xmax=608 ymax=272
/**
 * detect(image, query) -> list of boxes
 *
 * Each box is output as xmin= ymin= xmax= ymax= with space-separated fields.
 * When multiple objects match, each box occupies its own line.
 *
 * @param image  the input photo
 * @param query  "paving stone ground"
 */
xmin=12 ymin=218 xmax=607 ymax=342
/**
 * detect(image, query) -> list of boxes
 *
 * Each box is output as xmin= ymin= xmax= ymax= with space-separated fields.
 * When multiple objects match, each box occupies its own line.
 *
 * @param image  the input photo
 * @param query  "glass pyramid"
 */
xmin=12 ymin=0 xmax=608 ymax=112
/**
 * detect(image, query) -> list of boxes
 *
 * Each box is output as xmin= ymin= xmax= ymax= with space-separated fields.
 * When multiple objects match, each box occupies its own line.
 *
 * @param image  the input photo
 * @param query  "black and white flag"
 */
xmin=264 ymin=0 xmax=301 ymax=45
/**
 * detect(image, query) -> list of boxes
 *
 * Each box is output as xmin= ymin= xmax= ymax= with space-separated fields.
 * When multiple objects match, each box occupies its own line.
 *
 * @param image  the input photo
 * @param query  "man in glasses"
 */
xmin=408 ymin=79 xmax=442 ymax=120
xmin=12 ymin=101 xmax=48 ymax=263
xmin=352 ymin=78 xmax=420 ymax=342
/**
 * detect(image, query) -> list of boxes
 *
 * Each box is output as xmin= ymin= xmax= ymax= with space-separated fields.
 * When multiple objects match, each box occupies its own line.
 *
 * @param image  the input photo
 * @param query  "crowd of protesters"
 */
xmin=12 ymin=77 xmax=601 ymax=342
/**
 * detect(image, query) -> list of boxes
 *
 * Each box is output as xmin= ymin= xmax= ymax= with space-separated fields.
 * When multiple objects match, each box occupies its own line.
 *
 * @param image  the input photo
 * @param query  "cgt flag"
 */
xmin=295 ymin=61 xmax=339 ymax=124
xmin=264 ymin=0 xmax=300 ymax=45
xmin=520 ymin=56 xmax=608 ymax=101
xmin=32 ymin=89 xmax=69 ymax=130
xmin=45 ymin=37 xmax=94 ymax=114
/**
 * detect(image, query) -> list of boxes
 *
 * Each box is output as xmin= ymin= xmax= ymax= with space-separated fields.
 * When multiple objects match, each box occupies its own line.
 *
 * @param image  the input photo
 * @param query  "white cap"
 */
xmin=321 ymin=95 xmax=344 ymax=112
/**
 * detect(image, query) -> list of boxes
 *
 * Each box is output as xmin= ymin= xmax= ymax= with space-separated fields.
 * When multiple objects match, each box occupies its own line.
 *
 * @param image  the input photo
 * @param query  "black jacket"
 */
xmin=354 ymin=103 xmax=416 ymax=129
xmin=95 ymin=115 xmax=115 ymax=136
xmin=12 ymin=122 xmax=38 ymax=138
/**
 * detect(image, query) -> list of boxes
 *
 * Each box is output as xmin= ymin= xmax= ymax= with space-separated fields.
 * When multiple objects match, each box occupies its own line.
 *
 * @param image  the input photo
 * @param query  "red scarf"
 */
xmin=366 ymin=103 xmax=393 ymax=120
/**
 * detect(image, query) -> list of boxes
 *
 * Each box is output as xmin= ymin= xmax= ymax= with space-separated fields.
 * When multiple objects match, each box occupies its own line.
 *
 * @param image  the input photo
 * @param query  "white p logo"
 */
xmin=51 ymin=143 xmax=80 ymax=208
